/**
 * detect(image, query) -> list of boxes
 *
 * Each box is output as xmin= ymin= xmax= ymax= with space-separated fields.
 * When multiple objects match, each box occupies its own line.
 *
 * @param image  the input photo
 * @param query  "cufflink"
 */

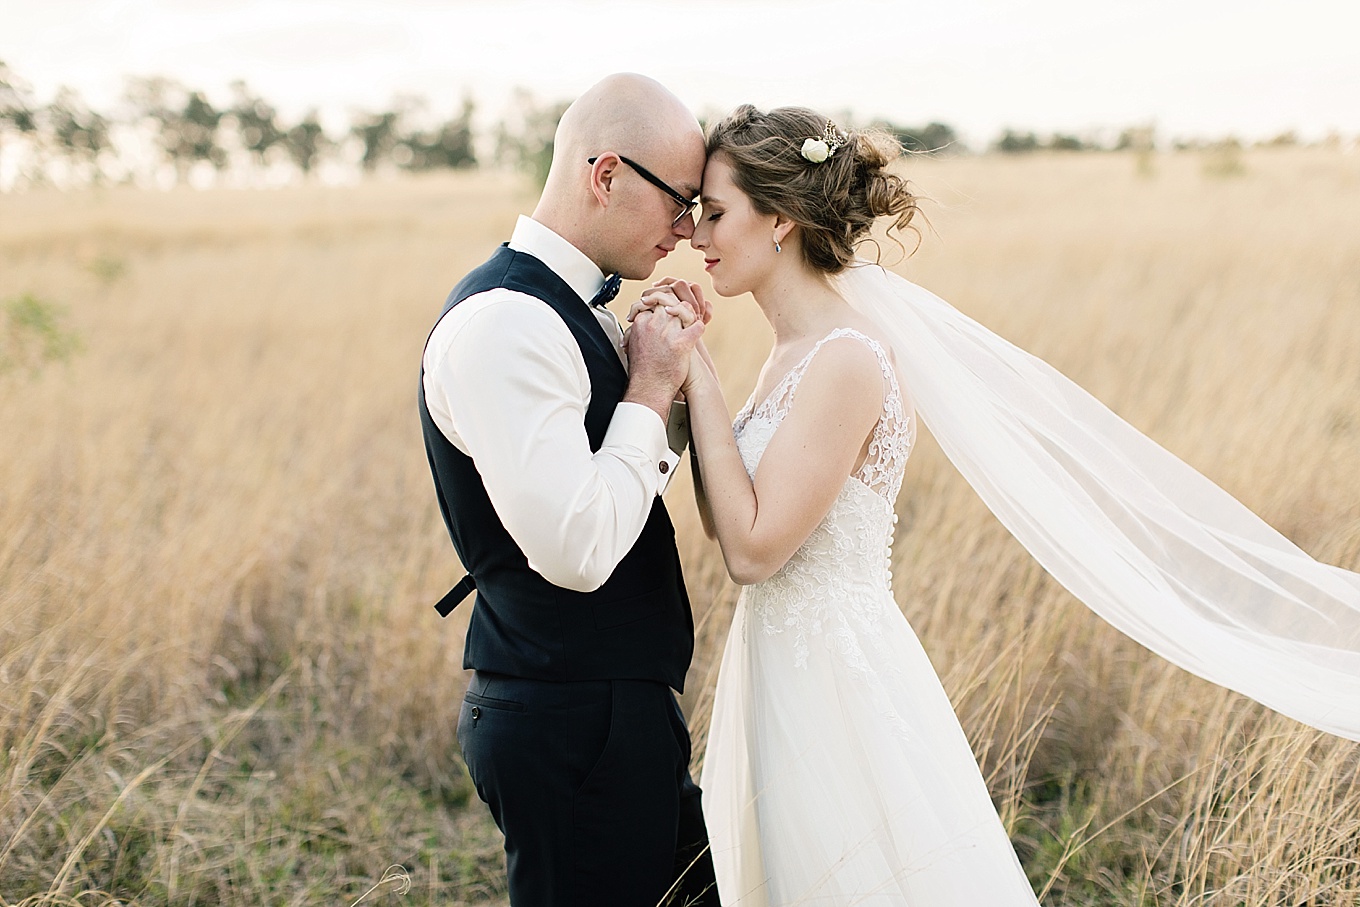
xmin=659 ymin=461 xmax=670 ymax=475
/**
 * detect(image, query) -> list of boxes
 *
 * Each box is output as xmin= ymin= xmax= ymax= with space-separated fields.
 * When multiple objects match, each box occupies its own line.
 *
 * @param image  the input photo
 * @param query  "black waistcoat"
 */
xmin=418 ymin=245 xmax=693 ymax=691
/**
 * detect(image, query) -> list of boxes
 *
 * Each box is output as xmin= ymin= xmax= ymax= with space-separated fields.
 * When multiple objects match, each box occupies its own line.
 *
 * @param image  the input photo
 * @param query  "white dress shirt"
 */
xmin=423 ymin=215 xmax=681 ymax=593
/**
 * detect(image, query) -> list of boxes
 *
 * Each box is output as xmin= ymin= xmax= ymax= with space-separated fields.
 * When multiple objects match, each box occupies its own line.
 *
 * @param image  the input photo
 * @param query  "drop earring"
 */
xmin=773 ymin=234 xmax=782 ymax=254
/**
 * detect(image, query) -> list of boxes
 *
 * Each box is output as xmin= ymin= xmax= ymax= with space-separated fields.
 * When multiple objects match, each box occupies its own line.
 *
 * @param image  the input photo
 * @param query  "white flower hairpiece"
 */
xmin=800 ymin=120 xmax=847 ymax=163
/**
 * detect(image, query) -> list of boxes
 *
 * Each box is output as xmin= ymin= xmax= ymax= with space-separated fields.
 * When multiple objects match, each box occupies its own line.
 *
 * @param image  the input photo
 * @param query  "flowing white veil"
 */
xmin=832 ymin=262 xmax=1360 ymax=742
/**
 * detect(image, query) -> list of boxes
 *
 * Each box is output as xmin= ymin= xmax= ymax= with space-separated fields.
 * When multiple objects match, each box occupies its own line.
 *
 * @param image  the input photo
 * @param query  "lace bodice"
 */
xmin=733 ymin=329 xmax=916 ymax=669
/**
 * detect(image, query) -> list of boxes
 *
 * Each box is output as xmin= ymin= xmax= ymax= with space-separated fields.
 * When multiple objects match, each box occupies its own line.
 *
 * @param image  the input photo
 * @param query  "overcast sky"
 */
xmin=4 ymin=0 xmax=1358 ymax=145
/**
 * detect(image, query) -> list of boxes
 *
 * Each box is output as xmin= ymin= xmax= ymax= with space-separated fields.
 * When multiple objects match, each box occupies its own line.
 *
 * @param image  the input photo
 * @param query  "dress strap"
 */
xmin=801 ymin=328 xmax=901 ymax=406
xmin=746 ymin=327 xmax=901 ymax=427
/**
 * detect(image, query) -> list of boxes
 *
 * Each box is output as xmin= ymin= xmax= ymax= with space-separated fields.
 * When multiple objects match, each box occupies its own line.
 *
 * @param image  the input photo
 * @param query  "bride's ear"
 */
xmin=773 ymin=215 xmax=796 ymax=249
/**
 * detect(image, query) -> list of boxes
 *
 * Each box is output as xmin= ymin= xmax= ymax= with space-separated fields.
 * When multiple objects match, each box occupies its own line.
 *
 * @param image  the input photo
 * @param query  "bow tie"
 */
xmin=590 ymin=273 xmax=622 ymax=309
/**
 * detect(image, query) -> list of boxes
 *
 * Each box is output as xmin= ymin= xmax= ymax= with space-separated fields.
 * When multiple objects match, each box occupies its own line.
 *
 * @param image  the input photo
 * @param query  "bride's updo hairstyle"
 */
xmin=705 ymin=104 xmax=920 ymax=275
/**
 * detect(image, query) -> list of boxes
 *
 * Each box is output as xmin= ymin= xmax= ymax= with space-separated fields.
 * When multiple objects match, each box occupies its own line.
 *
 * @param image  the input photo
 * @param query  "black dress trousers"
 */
xmin=457 ymin=671 xmax=719 ymax=906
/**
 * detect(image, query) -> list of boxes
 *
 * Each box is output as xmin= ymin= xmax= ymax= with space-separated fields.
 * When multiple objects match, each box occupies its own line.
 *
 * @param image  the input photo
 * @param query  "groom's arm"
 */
xmin=423 ymin=291 xmax=676 ymax=593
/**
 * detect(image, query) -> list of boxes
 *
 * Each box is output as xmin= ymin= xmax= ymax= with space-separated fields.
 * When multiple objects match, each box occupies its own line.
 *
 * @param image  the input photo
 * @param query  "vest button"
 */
xmin=658 ymin=461 xmax=669 ymax=475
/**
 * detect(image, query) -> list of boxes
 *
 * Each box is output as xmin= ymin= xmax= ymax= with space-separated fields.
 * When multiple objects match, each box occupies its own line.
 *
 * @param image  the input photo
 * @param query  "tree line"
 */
xmin=2 ymin=61 xmax=1330 ymax=191
xmin=0 ymin=63 xmax=478 ymax=189
xmin=0 ymin=63 xmax=976 ymax=191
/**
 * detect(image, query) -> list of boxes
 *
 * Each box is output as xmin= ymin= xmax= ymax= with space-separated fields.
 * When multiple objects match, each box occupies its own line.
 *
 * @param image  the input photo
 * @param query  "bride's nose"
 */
xmin=690 ymin=223 xmax=708 ymax=250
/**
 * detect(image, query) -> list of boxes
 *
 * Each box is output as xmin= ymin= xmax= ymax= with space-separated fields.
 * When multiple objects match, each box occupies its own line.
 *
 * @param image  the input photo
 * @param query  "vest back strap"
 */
xmin=435 ymin=574 xmax=477 ymax=617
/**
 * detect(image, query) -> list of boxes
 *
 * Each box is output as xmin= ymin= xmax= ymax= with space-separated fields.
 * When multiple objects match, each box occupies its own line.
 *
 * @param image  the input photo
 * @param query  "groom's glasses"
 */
xmin=588 ymin=155 xmax=699 ymax=227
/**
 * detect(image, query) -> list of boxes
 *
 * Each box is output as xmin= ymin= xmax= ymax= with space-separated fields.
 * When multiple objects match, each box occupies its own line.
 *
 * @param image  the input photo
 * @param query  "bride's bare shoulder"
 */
xmin=798 ymin=331 xmax=887 ymax=409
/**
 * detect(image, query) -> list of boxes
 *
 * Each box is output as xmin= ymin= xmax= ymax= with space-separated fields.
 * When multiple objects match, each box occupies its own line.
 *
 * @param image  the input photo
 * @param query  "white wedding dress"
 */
xmin=701 ymin=328 xmax=1042 ymax=906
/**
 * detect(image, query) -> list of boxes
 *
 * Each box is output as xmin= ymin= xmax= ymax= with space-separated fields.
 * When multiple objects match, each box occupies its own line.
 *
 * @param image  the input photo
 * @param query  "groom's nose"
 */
xmin=672 ymin=211 xmax=696 ymax=239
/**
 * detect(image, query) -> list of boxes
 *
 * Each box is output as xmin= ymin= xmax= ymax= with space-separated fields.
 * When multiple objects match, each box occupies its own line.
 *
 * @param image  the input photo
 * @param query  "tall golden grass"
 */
xmin=2 ymin=149 xmax=1358 ymax=905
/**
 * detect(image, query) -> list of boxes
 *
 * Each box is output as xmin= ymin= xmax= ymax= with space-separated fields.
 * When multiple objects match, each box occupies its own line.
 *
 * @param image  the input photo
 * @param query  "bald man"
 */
xmin=418 ymin=74 xmax=720 ymax=905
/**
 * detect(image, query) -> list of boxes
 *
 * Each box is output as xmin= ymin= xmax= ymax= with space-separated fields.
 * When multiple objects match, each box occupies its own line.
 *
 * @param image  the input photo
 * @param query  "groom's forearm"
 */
xmin=623 ymin=371 xmax=682 ymax=424
xmin=469 ymin=402 xmax=674 ymax=594
xmin=431 ymin=294 xmax=675 ymax=592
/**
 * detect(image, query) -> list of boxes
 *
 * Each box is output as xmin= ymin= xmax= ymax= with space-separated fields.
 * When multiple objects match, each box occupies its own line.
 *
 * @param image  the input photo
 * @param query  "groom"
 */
xmin=418 ymin=74 xmax=719 ymax=906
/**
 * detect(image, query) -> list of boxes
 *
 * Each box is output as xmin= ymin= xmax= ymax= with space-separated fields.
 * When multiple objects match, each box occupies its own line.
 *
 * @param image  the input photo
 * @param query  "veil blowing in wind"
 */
xmin=833 ymin=261 xmax=1360 ymax=741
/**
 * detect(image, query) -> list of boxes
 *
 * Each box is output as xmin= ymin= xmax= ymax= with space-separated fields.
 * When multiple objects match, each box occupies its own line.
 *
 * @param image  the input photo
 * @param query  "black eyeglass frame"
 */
xmin=588 ymin=154 xmax=698 ymax=226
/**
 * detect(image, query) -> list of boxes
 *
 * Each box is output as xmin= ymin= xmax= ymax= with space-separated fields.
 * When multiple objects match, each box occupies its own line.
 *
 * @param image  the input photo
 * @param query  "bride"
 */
xmin=632 ymin=104 xmax=1360 ymax=905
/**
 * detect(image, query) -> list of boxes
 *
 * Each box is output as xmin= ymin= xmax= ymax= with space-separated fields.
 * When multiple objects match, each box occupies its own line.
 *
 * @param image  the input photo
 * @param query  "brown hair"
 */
xmin=705 ymin=105 xmax=920 ymax=274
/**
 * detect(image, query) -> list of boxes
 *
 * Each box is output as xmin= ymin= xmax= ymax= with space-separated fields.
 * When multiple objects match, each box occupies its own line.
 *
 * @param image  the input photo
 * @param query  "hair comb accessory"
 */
xmin=800 ymin=120 xmax=847 ymax=163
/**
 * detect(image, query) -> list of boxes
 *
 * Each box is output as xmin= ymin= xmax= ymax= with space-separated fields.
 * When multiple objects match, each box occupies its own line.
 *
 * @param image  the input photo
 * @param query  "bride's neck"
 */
xmin=752 ymin=263 xmax=847 ymax=345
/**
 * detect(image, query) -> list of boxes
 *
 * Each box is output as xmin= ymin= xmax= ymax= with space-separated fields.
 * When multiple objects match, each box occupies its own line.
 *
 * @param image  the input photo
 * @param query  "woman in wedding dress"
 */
xmin=646 ymin=104 xmax=1044 ymax=905
xmin=633 ymin=104 xmax=1360 ymax=906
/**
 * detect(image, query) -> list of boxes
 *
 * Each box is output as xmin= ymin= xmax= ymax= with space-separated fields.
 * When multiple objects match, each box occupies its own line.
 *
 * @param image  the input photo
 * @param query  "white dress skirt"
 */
xmin=701 ymin=329 xmax=1042 ymax=906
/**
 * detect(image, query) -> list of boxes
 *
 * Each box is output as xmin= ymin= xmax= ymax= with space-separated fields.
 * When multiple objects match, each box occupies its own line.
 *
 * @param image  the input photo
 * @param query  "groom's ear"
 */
xmin=588 ymin=153 xmax=620 ymax=209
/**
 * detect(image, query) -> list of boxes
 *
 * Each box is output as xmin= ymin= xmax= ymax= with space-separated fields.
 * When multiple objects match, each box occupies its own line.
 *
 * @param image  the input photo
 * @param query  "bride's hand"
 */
xmin=695 ymin=338 xmax=717 ymax=380
xmin=650 ymin=277 xmax=712 ymax=325
xmin=619 ymin=298 xmax=696 ymax=358
xmin=627 ymin=279 xmax=711 ymax=326
xmin=681 ymin=345 xmax=715 ymax=398
xmin=627 ymin=286 xmax=676 ymax=323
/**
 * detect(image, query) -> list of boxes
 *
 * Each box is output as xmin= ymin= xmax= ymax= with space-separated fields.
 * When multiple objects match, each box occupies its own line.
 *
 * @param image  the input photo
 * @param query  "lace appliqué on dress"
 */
xmin=733 ymin=329 xmax=916 ymax=673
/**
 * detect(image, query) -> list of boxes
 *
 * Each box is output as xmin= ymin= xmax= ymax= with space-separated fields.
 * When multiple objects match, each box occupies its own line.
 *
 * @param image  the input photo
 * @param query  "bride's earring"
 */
xmin=773 ymin=233 xmax=782 ymax=254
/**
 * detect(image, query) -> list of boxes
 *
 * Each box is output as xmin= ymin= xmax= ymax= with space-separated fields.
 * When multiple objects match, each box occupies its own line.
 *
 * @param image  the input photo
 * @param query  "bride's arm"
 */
xmin=688 ymin=342 xmax=719 ymax=541
xmin=682 ymin=338 xmax=884 ymax=585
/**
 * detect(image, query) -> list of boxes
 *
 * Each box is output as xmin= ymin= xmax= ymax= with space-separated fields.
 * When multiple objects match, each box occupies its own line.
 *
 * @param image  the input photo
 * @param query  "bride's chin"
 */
xmin=708 ymin=277 xmax=744 ymax=299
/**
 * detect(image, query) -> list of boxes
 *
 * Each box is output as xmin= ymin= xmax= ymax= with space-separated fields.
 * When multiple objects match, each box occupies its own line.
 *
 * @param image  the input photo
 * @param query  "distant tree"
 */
xmin=873 ymin=119 xmax=960 ymax=155
xmin=352 ymin=109 xmax=402 ymax=172
xmin=124 ymin=78 xmax=226 ymax=181
xmin=179 ymin=91 xmax=225 ymax=170
xmin=1115 ymin=124 xmax=1158 ymax=176
xmin=1115 ymin=125 xmax=1157 ymax=152
xmin=1258 ymin=130 xmax=1298 ymax=148
xmin=494 ymin=89 xmax=569 ymax=186
xmin=284 ymin=111 xmax=328 ymax=176
xmin=228 ymin=80 xmax=284 ymax=168
xmin=397 ymin=97 xmax=477 ymax=171
xmin=1202 ymin=136 xmax=1245 ymax=178
xmin=124 ymin=76 xmax=176 ymax=126
xmin=1047 ymin=133 xmax=1086 ymax=152
xmin=44 ymin=87 xmax=108 ymax=179
xmin=0 ymin=61 xmax=37 ymax=138
xmin=995 ymin=129 xmax=1040 ymax=154
xmin=1 ymin=61 xmax=38 ymax=182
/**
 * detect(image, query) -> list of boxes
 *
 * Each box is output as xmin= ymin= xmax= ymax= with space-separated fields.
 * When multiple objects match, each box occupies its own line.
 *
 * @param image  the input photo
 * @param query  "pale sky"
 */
xmin=3 ymin=0 xmax=1358 ymax=145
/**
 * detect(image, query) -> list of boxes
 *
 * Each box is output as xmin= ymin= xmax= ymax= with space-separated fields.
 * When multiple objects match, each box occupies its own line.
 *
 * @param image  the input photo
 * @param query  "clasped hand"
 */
xmin=624 ymin=278 xmax=718 ymax=396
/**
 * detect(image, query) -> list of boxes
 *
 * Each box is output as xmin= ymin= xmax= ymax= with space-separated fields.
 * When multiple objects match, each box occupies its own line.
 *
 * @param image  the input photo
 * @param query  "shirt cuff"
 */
xmin=605 ymin=401 xmax=681 ymax=496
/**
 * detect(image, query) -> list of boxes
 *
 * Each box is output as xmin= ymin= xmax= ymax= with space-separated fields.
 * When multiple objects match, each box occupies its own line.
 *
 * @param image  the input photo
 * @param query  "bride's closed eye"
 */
xmin=705 ymin=211 xmax=724 ymax=222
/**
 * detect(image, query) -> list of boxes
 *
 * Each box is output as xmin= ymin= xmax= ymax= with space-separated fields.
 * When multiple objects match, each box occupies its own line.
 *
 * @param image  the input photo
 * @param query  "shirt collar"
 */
xmin=508 ymin=215 xmax=607 ymax=305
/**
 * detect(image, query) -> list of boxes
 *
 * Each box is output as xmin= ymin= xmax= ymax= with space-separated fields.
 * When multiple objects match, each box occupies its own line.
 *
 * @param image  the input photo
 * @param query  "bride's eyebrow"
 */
xmin=700 ymin=194 xmax=724 ymax=205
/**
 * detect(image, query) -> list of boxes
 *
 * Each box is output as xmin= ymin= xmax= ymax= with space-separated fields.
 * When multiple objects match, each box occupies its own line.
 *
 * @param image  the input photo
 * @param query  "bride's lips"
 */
xmin=704 ymin=258 xmax=720 ymax=271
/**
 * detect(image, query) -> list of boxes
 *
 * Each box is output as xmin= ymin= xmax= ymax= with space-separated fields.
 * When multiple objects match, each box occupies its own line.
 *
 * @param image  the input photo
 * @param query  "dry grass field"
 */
xmin=2 ymin=147 xmax=1359 ymax=906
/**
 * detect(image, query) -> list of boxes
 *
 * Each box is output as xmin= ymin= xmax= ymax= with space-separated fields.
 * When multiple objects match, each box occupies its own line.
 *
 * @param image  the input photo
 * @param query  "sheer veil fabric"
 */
xmin=831 ymin=262 xmax=1360 ymax=741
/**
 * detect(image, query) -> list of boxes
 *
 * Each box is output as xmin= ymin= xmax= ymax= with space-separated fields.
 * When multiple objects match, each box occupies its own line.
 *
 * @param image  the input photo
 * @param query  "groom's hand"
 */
xmin=628 ymin=278 xmax=711 ymax=326
xmin=653 ymin=277 xmax=712 ymax=325
xmin=623 ymin=306 xmax=704 ymax=424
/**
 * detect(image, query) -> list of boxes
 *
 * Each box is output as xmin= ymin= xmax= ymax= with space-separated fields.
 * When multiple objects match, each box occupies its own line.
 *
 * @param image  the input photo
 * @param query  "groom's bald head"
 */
xmin=551 ymin=73 xmax=701 ymax=173
xmin=534 ymin=74 xmax=705 ymax=280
